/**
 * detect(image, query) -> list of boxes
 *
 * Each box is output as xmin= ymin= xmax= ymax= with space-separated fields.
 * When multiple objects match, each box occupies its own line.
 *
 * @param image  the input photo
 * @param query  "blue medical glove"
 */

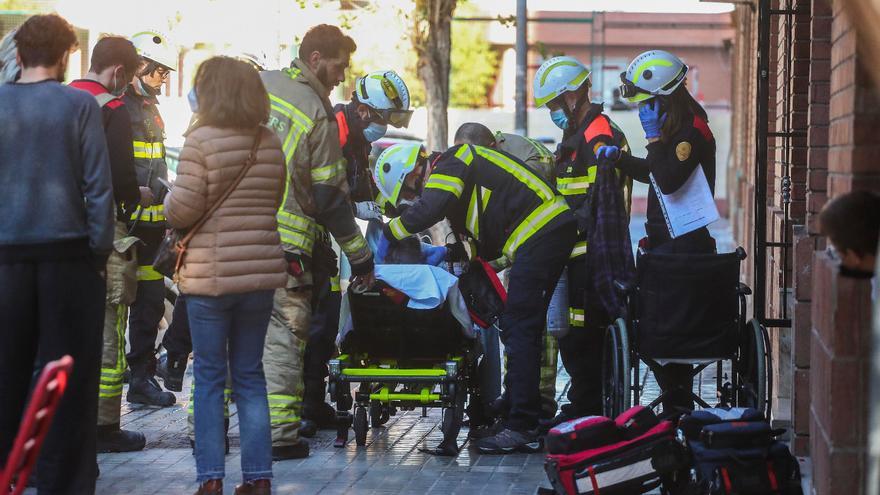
xmin=638 ymin=99 xmax=667 ymax=140
xmin=420 ymin=242 xmax=448 ymax=266
xmin=595 ymin=145 xmax=621 ymax=162
xmin=375 ymin=229 xmax=391 ymax=264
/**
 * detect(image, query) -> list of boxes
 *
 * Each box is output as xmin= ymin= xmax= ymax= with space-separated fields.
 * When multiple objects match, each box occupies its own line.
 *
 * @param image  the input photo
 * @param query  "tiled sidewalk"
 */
xmin=88 ymin=359 xmax=726 ymax=495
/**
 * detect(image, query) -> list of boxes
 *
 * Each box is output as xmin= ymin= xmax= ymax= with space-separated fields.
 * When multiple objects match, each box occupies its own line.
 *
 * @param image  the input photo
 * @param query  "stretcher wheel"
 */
xmin=736 ymin=319 xmax=771 ymax=417
xmin=369 ymin=402 xmax=390 ymax=428
xmin=353 ymin=406 xmax=368 ymax=446
xmin=602 ymin=318 xmax=632 ymax=418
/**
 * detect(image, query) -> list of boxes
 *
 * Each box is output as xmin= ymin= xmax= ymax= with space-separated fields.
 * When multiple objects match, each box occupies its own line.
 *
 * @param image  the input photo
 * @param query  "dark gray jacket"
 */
xmin=0 ymin=80 xmax=114 ymax=256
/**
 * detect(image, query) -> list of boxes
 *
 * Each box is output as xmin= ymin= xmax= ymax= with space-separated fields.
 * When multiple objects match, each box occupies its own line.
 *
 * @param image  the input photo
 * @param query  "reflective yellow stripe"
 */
xmin=455 ymin=144 xmax=474 ymax=165
xmin=570 ymin=240 xmax=587 ymax=259
xmin=311 ymin=158 xmax=346 ymax=184
xmin=276 ymin=211 xmax=315 ymax=252
xmin=388 ymin=217 xmax=411 ymax=241
xmin=132 ymin=141 xmax=164 ymax=159
xmin=570 ymin=307 xmax=586 ymax=327
xmin=129 ymin=204 xmax=165 ymax=223
xmin=502 ymin=196 xmax=570 ymax=259
xmin=476 ymin=147 xmax=554 ymax=202
xmin=425 ymin=173 xmax=465 ymax=198
xmin=277 ymin=211 xmax=314 ymax=232
xmin=137 ymin=265 xmax=164 ymax=281
xmin=465 ymin=186 xmax=491 ymax=238
xmin=278 ymin=229 xmax=314 ymax=252
xmin=556 ymin=167 xmax=597 ymax=196
xmin=331 ymin=274 xmax=341 ymax=292
xmin=340 ymin=234 xmax=368 ymax=257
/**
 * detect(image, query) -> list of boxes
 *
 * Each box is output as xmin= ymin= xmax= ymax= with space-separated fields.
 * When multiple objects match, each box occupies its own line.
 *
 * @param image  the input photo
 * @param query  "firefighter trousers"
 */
xmin=558 ymin=256 xmax=608 ymax=417
xmin=98 ymin=222 xmax=138 ymax=427
xmin=127 ymin=227 xmax=166 ymax=373
xmin=501 ymin=220 xmax=577 ymax=431
xmin=262 ymin=286 xmax=312 ymax=447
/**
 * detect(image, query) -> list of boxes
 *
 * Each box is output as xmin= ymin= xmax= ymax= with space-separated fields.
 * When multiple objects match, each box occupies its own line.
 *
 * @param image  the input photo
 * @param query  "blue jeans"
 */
xmin=187 ymin=290 xmax=274 ymax=483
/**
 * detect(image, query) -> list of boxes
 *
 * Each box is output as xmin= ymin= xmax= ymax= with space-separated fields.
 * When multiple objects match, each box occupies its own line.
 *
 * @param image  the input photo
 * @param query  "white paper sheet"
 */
xmin=649 ymin=165 xmax=719 ymax=238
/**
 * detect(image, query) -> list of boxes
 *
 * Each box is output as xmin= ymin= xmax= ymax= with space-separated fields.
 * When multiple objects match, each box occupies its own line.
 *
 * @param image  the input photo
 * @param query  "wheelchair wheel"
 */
xmin=353 ymin=406 xmax=368 ymax=446
xmin=737 ymin=319 xmax=771 ymax=417
xmin=602 ymin=318 xmax=632 ymax=417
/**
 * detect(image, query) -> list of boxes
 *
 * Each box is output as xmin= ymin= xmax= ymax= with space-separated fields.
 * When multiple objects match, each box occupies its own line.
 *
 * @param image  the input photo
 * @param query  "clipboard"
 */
xmin=649 ymin=165 xmax=719 ymax=239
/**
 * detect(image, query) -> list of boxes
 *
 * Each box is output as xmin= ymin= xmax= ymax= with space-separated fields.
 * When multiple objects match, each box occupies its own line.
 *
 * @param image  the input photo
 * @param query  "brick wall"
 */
xmin=807 ymin=1 xmax=880 ymax=492
xmin=728 ymin=2 xmax=880 ymax=490
xmin=789 ymin=0 xmax=833 ymax=456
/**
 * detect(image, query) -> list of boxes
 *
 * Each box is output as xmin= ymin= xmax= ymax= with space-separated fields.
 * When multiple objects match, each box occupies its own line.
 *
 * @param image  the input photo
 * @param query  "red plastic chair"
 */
xmin=1 ymin=355 xmax=74 ymax=494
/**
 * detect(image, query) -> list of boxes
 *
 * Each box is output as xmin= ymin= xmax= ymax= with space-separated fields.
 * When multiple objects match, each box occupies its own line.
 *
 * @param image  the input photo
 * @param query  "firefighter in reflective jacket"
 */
xmin=259 ymin=24 xmax=374 ymax=460
xmin=451 ymin=122 xmax=560 ymax=423
xmin=298 ymin=70 xmax=413 ymax=435
xmin=373 ymin=143 xmax=577 ymax=454
xmin=533 ymin=56 xmax=632 ymax=425
xmin=123 ymin=30 xmax=177 ymax=408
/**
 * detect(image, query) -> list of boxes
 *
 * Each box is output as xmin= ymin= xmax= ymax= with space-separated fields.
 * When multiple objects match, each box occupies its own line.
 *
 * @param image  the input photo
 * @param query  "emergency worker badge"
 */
xmin=675 ymin=141 xmax=692 ymax=162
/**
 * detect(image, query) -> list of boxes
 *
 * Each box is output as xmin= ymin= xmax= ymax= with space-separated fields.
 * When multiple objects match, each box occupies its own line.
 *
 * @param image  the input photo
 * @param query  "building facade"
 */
xmin=727 ymin=0 xmax=879 ymax=493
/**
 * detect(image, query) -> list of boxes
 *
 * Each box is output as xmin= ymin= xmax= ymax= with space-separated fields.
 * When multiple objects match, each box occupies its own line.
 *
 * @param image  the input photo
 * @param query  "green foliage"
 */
xmin=0 ymin=0 xmax=52 ymax=11
xmin=448 ymin=15 xmax=498 ymax=108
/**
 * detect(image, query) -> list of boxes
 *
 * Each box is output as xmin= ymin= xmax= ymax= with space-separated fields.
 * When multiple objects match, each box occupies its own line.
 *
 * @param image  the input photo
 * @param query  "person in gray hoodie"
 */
xmin=0 ymin=13 xmax=114 ymax=495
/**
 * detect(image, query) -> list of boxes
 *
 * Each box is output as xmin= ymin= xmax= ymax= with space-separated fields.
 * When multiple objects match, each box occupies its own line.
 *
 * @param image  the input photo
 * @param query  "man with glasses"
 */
xmin=123 ymin=29 xmax=178 ymax=408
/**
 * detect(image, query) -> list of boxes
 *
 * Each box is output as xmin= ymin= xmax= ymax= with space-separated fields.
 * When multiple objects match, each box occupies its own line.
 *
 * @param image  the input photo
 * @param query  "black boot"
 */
xmin=96 ymin=424 xmax=147 ymax=453
xmin=302 ymin=401 xmax=338 ymax=430
xmin=127 ymin=364 xmax=176 ymax=407
xmin=271 ymin=440 xmax=309 ymax=461
xmin=157 ymin=352 xmax=188 ymax=392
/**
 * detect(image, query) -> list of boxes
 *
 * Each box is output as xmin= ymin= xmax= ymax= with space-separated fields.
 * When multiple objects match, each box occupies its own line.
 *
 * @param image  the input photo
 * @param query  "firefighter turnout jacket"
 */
xmin=384 ymin=144 xmax=573 ymax=263
xmin=555 ymin=103 xmax=631 ymax=260
xmin=261 ymin=60 xmax=373 ymax=274
xmin=123 ymin=85 xmax=167 ymax=227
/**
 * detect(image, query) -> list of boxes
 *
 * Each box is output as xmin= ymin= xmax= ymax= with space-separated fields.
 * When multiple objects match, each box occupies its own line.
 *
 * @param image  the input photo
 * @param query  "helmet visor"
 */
xmin=619 ymin=72 xmax=653 ymax=103
xmin=381 ymin=109 xmax=414 ymax=128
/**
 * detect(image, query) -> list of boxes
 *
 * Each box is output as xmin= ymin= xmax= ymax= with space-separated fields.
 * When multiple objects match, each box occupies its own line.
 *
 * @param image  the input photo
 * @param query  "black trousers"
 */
xmin=558 ymin=258 xmax=608 ymax=417
xmin=162 ymin=293 xmax=192 ymax=357
xmin=0 ymin=254 xmax=104 ymax=494
xmin=127 ymin=227 xmax=166 ymax=371
xmin=303 ymin=272 xmax=341 ymax=409
xmin=501 ymin=220 xmax=577 ymax=431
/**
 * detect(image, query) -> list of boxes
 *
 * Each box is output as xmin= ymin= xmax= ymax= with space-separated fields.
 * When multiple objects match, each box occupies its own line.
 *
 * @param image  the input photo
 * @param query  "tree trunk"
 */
xmin=413 ymin=0 xmax=456 ymax=151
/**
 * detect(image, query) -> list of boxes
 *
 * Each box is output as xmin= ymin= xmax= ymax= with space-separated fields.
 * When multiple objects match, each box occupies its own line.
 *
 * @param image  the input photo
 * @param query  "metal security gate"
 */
xmin=754 ymin=0 xmax=803 ymax=329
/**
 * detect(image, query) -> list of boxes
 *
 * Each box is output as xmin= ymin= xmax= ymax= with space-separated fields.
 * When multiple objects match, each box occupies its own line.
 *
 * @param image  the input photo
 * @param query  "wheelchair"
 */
xmin=602 ymin=247 xmax=772 ymax=418
xmin=328 ymin=279 xmax=480 ymax=455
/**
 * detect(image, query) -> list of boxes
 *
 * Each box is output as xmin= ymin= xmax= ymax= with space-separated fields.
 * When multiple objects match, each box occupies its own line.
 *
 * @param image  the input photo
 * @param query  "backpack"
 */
xmin=670 ymin=407 xmax=803 ymax=495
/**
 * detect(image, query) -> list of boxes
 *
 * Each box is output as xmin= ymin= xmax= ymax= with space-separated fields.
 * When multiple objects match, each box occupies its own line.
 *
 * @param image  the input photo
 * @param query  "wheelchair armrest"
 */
xmin=737 ymin=282 xmax=752 ymax=296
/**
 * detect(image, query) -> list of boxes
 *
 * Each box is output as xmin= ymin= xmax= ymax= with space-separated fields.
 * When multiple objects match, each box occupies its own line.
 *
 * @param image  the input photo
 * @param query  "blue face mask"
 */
xmin=550 ymin=108 xmax=568 ymax=130
xmin=187 ymin=87 xmax=198 ymax=113
xmin=363 ymin=122 xmax=388 ymax=142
